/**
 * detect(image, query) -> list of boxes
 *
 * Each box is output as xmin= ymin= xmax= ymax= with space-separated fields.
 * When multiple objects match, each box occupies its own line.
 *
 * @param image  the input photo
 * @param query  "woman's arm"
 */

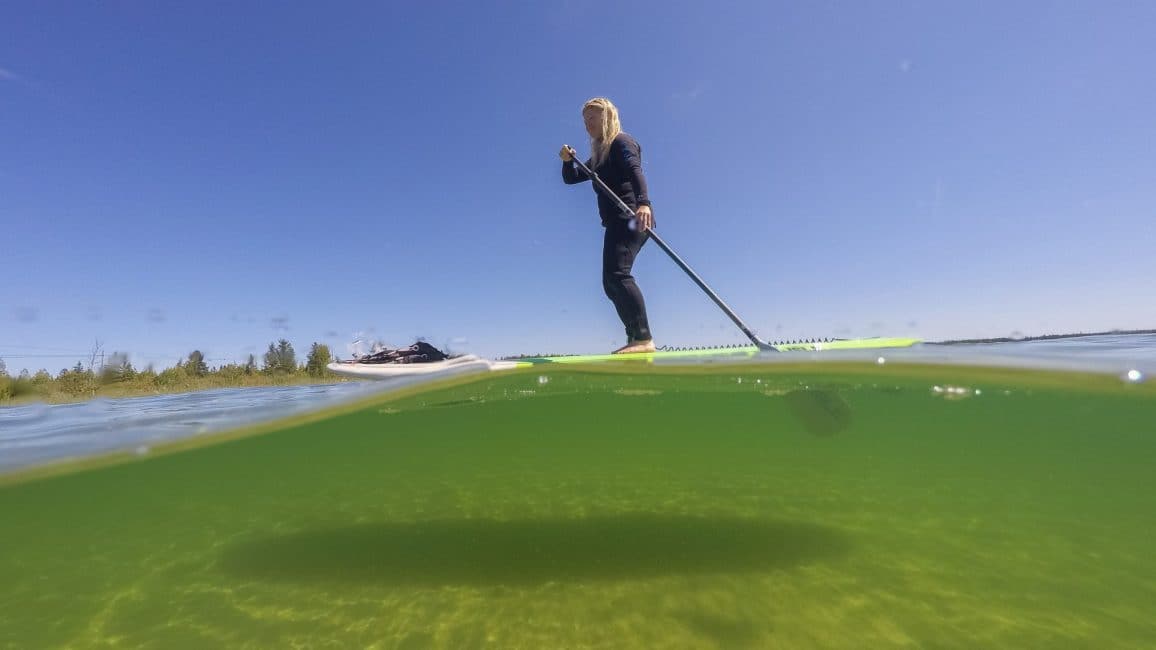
xmin=560 ymin=145 xmax=590 ymax=184
xmin=616 ymin=137 xmax=650 ymax=206
xmin=616 ymin=136 xmax=653 ymax=230
xmin=561 ymin=159 xmax=591 ymax=184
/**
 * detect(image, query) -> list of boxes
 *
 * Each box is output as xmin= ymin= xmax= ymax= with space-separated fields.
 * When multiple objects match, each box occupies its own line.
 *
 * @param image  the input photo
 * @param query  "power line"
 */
xmin=0 ymin=354 xmax=93 ymax=359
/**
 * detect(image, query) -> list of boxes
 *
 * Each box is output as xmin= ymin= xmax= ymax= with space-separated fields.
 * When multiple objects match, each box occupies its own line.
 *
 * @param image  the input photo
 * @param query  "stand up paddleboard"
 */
xmin=327 ymin=337 xmax=921 ymax=379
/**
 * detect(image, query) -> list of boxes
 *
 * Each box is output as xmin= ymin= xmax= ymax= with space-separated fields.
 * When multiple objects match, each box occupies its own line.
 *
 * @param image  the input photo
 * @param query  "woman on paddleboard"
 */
xmin=560 ymin=97 xmax=657 ymax=354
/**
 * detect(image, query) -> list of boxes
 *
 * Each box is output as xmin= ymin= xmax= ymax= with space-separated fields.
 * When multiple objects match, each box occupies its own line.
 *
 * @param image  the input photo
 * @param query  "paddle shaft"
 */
xmin=565 ymin=147 xmax=775 ymax=351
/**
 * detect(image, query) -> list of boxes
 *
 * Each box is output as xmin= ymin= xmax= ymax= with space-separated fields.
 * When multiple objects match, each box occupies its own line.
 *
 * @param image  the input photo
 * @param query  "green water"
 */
xmin=2 ymin=362 xmax=1154 ymax=649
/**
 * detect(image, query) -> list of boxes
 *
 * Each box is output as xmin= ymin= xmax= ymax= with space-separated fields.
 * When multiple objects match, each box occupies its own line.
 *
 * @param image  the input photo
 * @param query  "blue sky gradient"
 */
xmin=3 ymin=2 xmax=1154 ymax=373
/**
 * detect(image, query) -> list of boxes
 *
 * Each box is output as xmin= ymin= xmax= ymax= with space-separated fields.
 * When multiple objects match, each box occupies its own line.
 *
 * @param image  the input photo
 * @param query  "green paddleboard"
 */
xmin=506 ymin=337 xmax=920 ymax=366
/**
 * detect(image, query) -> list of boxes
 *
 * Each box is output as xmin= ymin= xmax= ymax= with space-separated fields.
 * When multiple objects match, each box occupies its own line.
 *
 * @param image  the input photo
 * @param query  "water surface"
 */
xmin=1 ymin=337 xmax=1154 ymax=648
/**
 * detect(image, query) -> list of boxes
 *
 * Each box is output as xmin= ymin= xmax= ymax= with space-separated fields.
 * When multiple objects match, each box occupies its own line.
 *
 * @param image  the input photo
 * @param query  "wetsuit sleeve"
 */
xmin=561 ymin=159 xmax=591 ymax=184
xmin=617 ymin=138 xmax=650 ymax=206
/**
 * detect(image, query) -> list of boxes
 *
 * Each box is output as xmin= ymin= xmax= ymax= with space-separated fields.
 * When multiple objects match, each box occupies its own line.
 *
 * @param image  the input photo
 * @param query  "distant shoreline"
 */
xmin=0 ymin=374 xmax=353 ymax=407
xmin=5 ymin=329 xmax=1151 ymax=405
xmin=928 ymin=329 xmax=1155 ymax=345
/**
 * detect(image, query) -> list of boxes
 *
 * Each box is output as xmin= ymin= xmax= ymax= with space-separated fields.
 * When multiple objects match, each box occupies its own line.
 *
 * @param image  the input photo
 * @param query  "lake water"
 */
xmin=0 ymin=333 xmax=1153 ymax=648
xmin=2 ymin=334 xmax=1151 ymax=477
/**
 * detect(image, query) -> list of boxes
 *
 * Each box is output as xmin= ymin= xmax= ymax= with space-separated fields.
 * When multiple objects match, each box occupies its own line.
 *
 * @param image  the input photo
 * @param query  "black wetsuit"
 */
xmin=562 ymin=132 xmax=654 ymax=343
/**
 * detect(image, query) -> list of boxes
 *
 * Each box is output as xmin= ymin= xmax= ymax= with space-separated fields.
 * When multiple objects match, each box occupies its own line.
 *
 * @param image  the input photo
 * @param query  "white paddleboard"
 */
xmin=327 ymin=355 xmax=513 ymax=379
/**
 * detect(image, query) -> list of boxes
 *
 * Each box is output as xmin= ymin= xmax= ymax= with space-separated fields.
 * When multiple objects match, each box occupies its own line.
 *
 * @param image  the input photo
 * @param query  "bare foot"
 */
xmin=612 ymin=340 xmax=657 ymax=354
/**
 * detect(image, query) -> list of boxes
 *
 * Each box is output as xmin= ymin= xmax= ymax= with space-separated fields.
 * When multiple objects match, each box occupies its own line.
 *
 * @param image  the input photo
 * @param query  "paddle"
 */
xmin=564 ymin=146 xmax=778 ymax=352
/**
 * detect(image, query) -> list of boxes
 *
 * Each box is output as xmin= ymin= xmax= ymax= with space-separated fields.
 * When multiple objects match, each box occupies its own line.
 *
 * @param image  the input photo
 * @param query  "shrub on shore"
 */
xmin=0 ymin=340 xmax=342 ymax=404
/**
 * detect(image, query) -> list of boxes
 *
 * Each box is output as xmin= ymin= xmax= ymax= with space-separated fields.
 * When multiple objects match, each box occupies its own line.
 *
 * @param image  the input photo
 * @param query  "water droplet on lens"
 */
xmin=1125 ymin=369 xmax=1143 ymax=383
xmin=932 ymin=385 xmax=975 ymax=400
xmin=135 ymin=446 xmax=150 ymax=456
xmin=876 ymin=356 xmax=886 ymax=365
xmin=538 ymin=375 xmax=549 ymax=385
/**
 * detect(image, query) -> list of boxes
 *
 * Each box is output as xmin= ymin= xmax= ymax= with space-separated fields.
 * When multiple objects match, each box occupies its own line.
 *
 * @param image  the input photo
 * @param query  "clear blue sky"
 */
xmin=2 ymin=2 xmax=1154 ymax=374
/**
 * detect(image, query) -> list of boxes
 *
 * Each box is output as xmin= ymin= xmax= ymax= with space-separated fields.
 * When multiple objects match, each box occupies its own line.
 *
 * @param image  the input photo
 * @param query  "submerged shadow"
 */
xmin=784 ymin=389 xmax=853 ymax=437
xmin=218 ymin=514 xmax=851 ymax=587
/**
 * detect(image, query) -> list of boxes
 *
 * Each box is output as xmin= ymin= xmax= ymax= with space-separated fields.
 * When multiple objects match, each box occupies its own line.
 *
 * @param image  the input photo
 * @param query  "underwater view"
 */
xmin=2 ymin=338 xmax=1154 ymax=649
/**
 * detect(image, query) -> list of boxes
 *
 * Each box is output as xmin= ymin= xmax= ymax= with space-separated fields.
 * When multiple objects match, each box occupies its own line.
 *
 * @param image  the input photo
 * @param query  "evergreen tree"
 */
xmin=186 ymin=350 xmax=209 ymax=377
xmin=101 ymin=352 xmax=136 ymax=384
xmin=58 ymin=363 xmax=96 ymax=396
xmin=263 ymin=343 xmax=277 ymax=372
xmin=305 ymin=343 xmax=333 ymax=377
xmin=263 ymin=339 xmax=296 ymax=374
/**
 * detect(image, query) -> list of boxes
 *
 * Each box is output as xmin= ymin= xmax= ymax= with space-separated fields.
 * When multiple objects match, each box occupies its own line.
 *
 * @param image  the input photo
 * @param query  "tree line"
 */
xmin=0 ymin=339 xmax=338 ymax=402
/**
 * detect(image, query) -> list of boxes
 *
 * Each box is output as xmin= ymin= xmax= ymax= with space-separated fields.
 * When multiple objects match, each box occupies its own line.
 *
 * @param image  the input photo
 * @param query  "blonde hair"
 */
xmin=583 ymin=97 xmax=622 ymax=168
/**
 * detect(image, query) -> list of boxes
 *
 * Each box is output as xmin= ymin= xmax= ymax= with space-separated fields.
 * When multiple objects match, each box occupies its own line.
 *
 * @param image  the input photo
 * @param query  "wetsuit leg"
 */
xmin=602 ymin=222 xmax=653 ymax=342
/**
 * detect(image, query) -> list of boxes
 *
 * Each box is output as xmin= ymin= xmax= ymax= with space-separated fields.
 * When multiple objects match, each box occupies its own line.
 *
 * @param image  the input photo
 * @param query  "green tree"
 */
xmin=57 ymin=364 xmax=97 ymax=396
xmin=263 ymin=339 xmax=296 ymax=374
xmin=0 ymin=364 xmax=36 ymax=400
xmin=101 ymin=351 xmax=136 ymax=384
xmin=0 ymin=357 xmax=7 ymax=377
xmin=244 ymin=354 xmax=257 ymax=375
xmin=215 ymin=363 xmax=245 ymax=381
xmin=305 ymin=343 xmax=333 ymax=377
xmin=186 ymin=350 xmax=209 ymax=377
xmin=154 ymin=365 xmax=188 ymax=387
xmin=136 ymin=366 xmax=157 ymax=383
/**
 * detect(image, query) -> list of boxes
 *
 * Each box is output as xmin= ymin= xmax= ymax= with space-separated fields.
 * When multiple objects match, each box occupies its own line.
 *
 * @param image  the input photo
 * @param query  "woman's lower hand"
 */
xmin=635 ymin=205 xmax=653 ymax=232
xmin=559 ymin=145 xmax=573 ymax=161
